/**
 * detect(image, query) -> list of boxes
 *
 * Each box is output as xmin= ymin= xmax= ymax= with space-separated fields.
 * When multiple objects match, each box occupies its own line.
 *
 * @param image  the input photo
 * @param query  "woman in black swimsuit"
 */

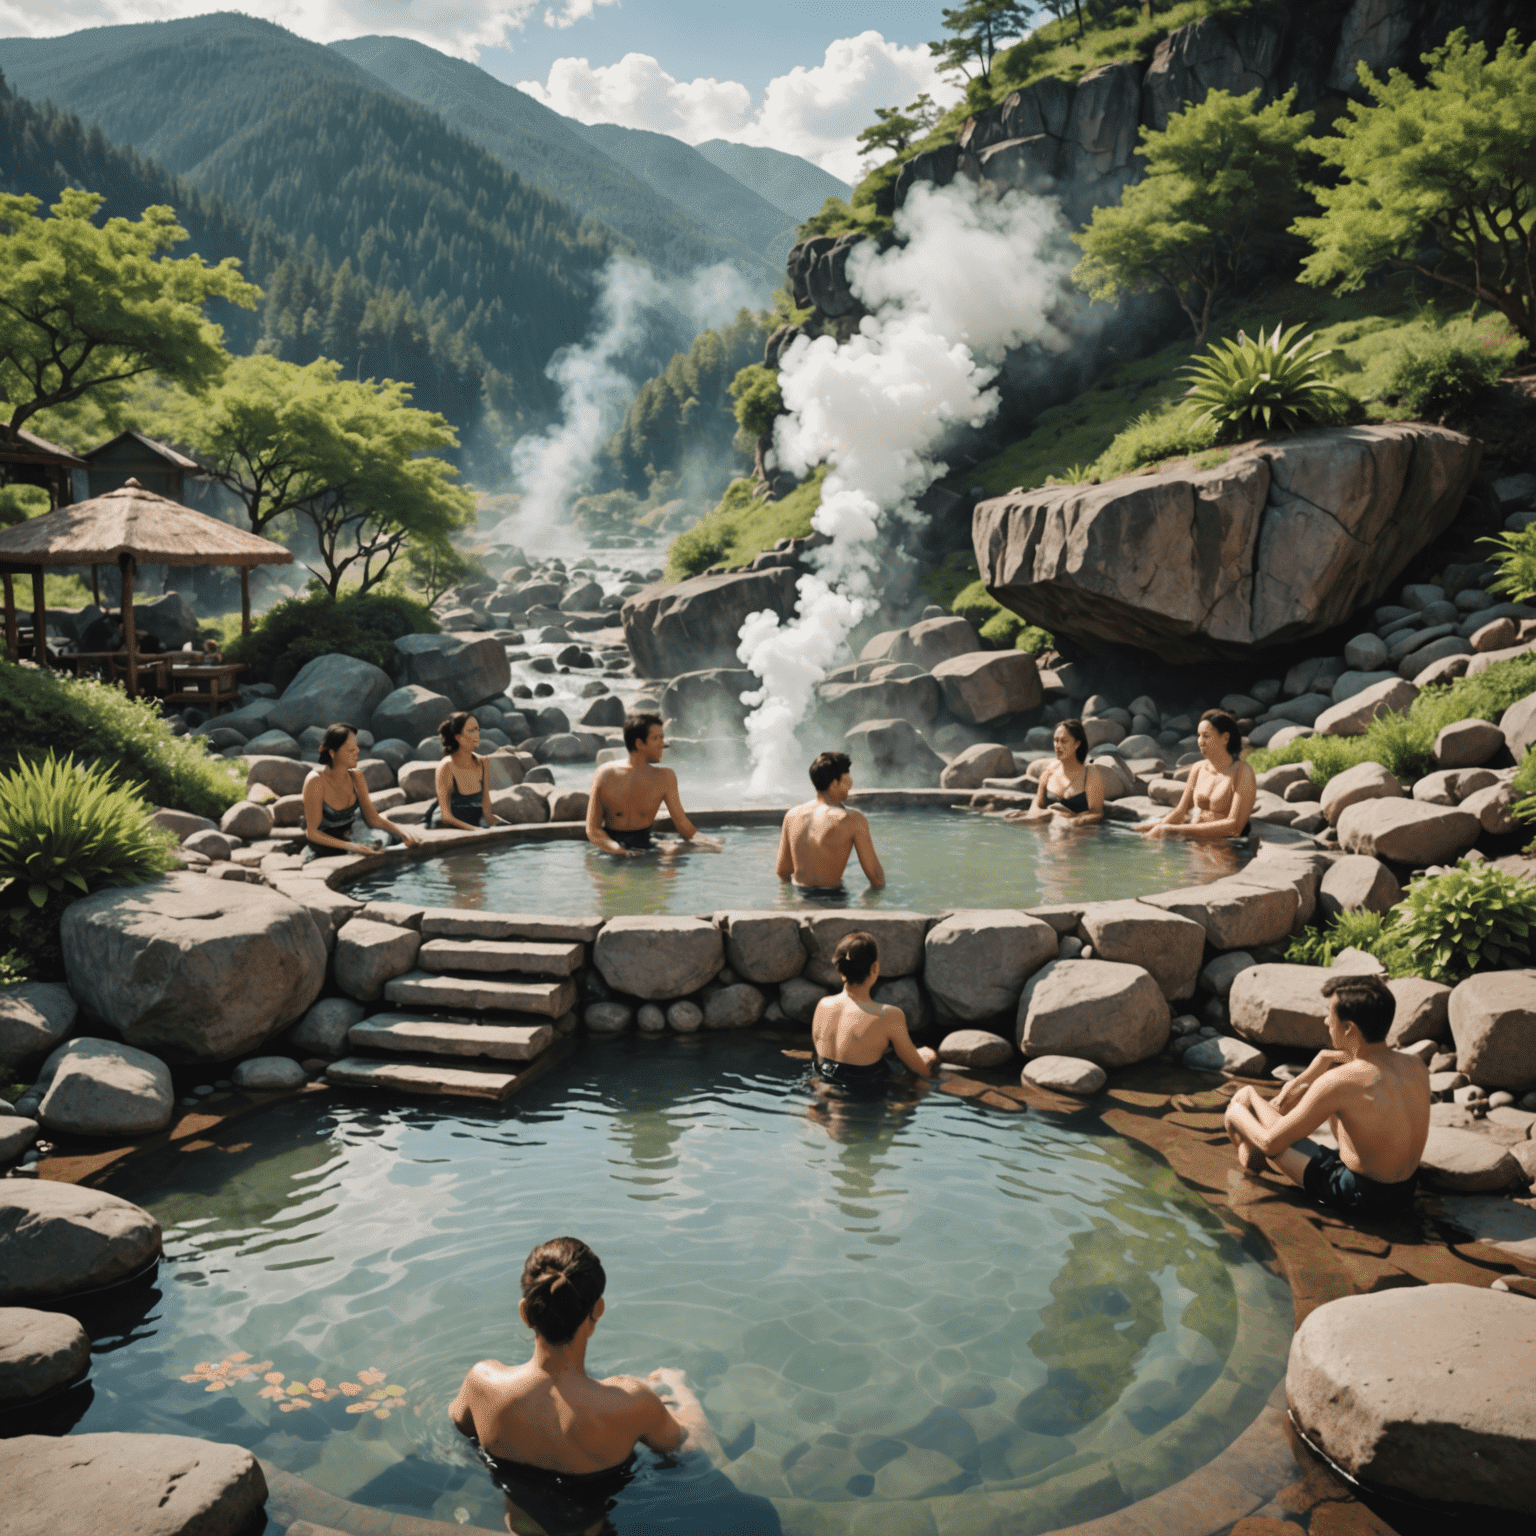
xmin=301 ymin=723 xmax=420 ymax=862
xmin=1003 ymin=718 xmax=1105 ymax=827
xmin=810 ymin=932 xmax=937 ymax=1099
xmin=427 ymin=711 xmax=504 ymax=831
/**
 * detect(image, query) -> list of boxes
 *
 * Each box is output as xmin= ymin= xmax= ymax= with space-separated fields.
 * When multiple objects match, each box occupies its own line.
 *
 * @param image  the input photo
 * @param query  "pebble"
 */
xmin=193 ymin=1085 xmax=215 ymax=1096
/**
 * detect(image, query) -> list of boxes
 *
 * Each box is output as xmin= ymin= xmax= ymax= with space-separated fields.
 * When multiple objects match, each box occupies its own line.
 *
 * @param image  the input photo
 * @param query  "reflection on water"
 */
xmin=347 ymin=809 xmax=1250 ymax=918
xmin=79 ymin=1035 xmax=1288 ymax=1534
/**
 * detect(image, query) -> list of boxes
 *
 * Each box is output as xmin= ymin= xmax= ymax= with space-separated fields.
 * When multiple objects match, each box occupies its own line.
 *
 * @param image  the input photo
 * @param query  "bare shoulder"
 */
xmin=591 ymin=759 xmax=620 ymax=784
xmin=879 ymin=1001 xmax=907 ymax=1031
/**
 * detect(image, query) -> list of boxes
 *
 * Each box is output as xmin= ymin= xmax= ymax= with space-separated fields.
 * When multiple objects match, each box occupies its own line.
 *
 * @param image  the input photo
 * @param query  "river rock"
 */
xmin=368 ymin=685 xmax=456 ymax=746
xmin=0 ymin=1431 xmax=268 ymax=1535
xmin=801 ymin=912 xmax=929 ymax=987
xmin=0 ymin=981 xmax=77 ymax=1071
xmin=939 ymin=742 xmax=1016 ymax=790
xmin=334 ymin=918 xmax=423 ymax=1002
xmin=37 ymin=1039 xmax=173 ymax=1137
xmin=1501 ymin=690 xmax=1536 ymax=757
xmin=1199 ymin=951 xmax=1254 ymax=998
xmin=1021 ymin=1054 xmax=1107 ymax=1095
xmin=267 ymin=653 xmax=394 ymax=737
xmin=1343 ymin=632 xmax=1388 ymax=671
xmin=1419 ymin=1126 xmax=1526 ymax=1191
xmin=584 ymin=1001 xmax=632 ymax=1035
xmin=703 ymin=983 xmax=766 ymax=1030
xmin=1016 ymin=959 xmax=1169 ymax=1067
xmin=1075 ymin=901 xmax=1205 ymax=1001
xmin=659 ymin=668 xmax=755 ymax=734
xmin=819 ymin=675 xmax=942 ymax=729
xmin=0 ymin=1305 xmax=89 ymax=1407
xmin=60 ymin=873 xmax=328 ymax=1063
xmin=1141 ymin=875 xmax=1297 ymax=951
xmin=907 ymin=615 xmax=981 ymax=668
xmin=1449 ymin=971 xmax=1536 ymax=1091
xmin=394 ymin=632 xmax=511 ymax=710
xmin=1183 ymin=1034 xmax=1269 ymax=1077
xmin=0 ymin=1117 xmax=38 ymax=1165
xmin=593 ymin=917 xmax=724 ymax=999
xmin=231 ymin=1056 xmax=306 ymax=1091
xmin=1461 ymin=782 xmax=1519 ymax=835
xmin=623 ymin=567 xmax=799 ymax=678
xmin=1318 ymin=854 xmax=1402 ymax=917
xmin=492 ymin=784 xmax=551 ymax=824
xmin=721 ymin=913 xmax=805 ymax=984
xmin=0 ymin=1180 xmax=161 ymax=1303
xmin=1320 ymin=762 xmax=1404 ymax=824
xmin=1314 ymin=677 xmax=1420 ymax=737
xmin=285 ymin=997 xmax=366 ymax=1058
xmin=1287 ymin=1285 xmax=1536 ymax=1511
xmin=242 ymin=728 xmax=299 ymax=759
xmin=938 ymin=1029 xmax=1014 ymax=1067
xmin=219 ymin=799 xmax=274 ymax=841
xmin=923 ymin=911 xmax=1057 ymax=1020
xmin=931 ymin=650 xmax=1042 ymax=723
xmin=1229 ymin=964 xmax=1332 ymax=1048
xmin=778 ymin=976 xmax=833 ymax=1024
xmin=1336 ymin=800 xmax=1480 ymax=864
xmin=1379 ymin=979 xmax=1449 ymax=1051
xmin=243 ymin=754 xmax=310 ymax=798
xmin=844 ymin=718 xmax=946 ymax=786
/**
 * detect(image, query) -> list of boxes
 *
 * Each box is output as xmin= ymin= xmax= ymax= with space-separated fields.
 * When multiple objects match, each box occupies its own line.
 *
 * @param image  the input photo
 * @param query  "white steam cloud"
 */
xmin=496 ymin=256 xmax=758 ymax=552
xmin=736 ymin=180 xmax=1077 ymax=791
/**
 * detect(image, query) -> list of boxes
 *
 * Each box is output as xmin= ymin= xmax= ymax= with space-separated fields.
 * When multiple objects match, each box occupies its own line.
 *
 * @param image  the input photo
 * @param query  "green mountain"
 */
xmin=328 ymin=35 xmax=782 ymax=285
xmin=694 ymin=140 xmax=851 ymax=223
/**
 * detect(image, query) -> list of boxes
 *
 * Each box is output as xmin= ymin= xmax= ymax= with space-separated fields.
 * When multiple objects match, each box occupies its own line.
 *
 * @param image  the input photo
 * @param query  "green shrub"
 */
xmin=225 ymin=590 xmax=437 ymax=690
xmin=1394 ymin=862 xmax=1536 ymax=985
xmin=1383 ymin=333 xmax=1505 ymax=425
xmin=1285 ymin=910 xmax=1414 ymax=976
xmin=1183 ymin=323 xmax=1347 ymax=438
xmin=1093 ymin=405 xmax=1218 ymax=479
xmin=1482 ymin=522 xmax=1536 ymax=605
xmin=1512 ymin=749 xmax=1536 ymax=848
xmin=0 ymin=753 xmax=178 ymax=982
xmin=0 ymin=660 xmax=244 ymax=820
xmin=665 ymin=467 xmax=826 ymax=580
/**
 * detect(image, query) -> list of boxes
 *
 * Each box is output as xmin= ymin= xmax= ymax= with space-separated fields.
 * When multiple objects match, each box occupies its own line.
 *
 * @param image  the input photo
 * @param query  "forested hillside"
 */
xmin=693 ymin=140 xmax=850 ymax=223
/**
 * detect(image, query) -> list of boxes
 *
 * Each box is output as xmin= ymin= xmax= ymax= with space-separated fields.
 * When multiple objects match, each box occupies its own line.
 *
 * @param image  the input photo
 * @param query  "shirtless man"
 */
xmin=777 ymin=750 xmax=885 ymax=890
xmin=585 ymin=712 xmax=719 ymax=856
xmin=809 ymin=931 xmax=937 ymax=1098
xmin=1137 ymin=708 xmax=1257 ymax=841
xmin=1224 ymin=974 xmax=1430 ymax=1218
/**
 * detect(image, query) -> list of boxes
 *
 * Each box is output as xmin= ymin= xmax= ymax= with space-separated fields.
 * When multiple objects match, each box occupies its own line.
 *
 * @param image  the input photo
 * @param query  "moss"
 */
xmin=665 ymin=466 xmax=828 ymax=580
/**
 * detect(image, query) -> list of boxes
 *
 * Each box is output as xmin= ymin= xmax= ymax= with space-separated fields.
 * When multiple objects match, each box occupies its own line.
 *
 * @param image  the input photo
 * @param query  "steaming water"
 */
xmin=346 ymin=808 xmax=1250 ymax=918
xmin=72 ymin=1034 xmax=1290 ymax=1535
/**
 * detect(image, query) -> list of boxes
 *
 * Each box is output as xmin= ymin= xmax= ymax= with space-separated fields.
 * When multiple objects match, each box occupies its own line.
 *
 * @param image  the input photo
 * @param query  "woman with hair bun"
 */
xmin=1136 ymin=708 xmax=1257 ymax=842
xmin=428 ymin=711 xmax=503 ymax=832
xmin=300 ymin=722 xmax=419 ymax=861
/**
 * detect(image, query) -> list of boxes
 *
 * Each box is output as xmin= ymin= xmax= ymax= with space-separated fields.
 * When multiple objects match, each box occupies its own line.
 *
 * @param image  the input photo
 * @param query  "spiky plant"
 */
xmin=1182 ymin=323 xmax=1347 ymax=438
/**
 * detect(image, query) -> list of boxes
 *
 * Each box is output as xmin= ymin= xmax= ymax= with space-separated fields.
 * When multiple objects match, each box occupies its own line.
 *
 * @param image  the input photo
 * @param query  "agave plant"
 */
xmin=1182 ymin=323 xmax=1347 ymax=438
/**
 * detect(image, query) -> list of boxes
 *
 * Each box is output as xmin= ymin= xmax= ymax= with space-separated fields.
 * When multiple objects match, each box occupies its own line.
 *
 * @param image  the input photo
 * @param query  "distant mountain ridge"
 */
xmin=693 ymin=140 xmax=850 ymax=223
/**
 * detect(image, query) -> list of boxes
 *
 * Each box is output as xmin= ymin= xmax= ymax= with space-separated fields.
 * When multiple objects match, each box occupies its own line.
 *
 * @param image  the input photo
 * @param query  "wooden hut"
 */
xmin=83 ymin=430 xmax=200 ymax=502
xmin=0 ymin=478 xmax=292 ymax=697
xmin=0 ymin=427 xmax=86 ymax=509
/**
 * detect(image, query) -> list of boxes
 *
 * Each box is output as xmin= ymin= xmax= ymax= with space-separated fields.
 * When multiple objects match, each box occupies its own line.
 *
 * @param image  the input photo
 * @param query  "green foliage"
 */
xmin=0 ymin=484 xmax=50 ymax=527
xmin=857 ymin=94 xmax=944 ymax=164
xmin=0 ymin=660 xmax=244 ymax=820
xmin=1394 ymin=861 xmax=1536 ymax=984
xmin=949 ymin=577 xmax=1052 ymax=652
xmin=1285 ymin=910 xmax=1414 ymax=977
xmin=1512 ymin=749 xmax=1536 ymax=835
xmin=666 ymin=466 xmax=828 ymax=580
xmin=1295 ymin=29 xmax=1536 ymax=342
xmin=225 ymin=590 xmax=437 ymax=690
xmin=1482 ymin=522 xmax=1536 ymax=604
xmin=1183 ymin=323 xmax=1346 ymax=437
xmin=1094 ymin=404 xmax=1219 ymax=478
xmin=729 ymin=364 xmax=784 ymax=441
xmin=1384 ymin=332 xmax=1509 ymax=424
xmin=929 ymin=3 xmax=1037 ymax=87
xmin=1073 ymin=87 xmax=1313 ymax=344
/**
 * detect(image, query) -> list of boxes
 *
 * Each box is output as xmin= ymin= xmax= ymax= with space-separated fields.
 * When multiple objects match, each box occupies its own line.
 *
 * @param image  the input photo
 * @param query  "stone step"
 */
xmin=417 ymin=937 xmax=582 ymax=977
xmin=419 ymin=908 xmax=601 ymax=944
xmin=383 ymin=971 xmax=576 ymax=1018
xmin=324 ymin=1056 xmax=531 ymax=1101
xmin=348 ymin=1015 xmax=554 ymax=1061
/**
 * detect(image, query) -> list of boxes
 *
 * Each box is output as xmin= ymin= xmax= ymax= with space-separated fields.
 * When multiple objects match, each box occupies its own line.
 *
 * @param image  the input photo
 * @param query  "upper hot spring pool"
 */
xmin=71 ymin=1035 xmax=1290 ymax=1536
xmin=344 ymin=807 xmax=1253 ymax=917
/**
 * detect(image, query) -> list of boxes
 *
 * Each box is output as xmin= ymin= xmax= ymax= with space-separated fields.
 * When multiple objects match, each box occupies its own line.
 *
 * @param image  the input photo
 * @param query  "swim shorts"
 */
xmin=1302 ymin=1146 xmax=1417 ymax=1216
xmin=811 ymin=1054 xmax=892 ymax=1099
xmin=609 ymin=826 xmax=654 ymax=851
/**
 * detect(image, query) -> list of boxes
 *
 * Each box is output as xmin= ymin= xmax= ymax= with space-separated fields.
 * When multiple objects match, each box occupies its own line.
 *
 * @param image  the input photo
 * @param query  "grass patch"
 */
xmin=666 ymin=466 xmax=827 ymax=580
xmin=1286 ymin=910 xmax=1415 ymax=976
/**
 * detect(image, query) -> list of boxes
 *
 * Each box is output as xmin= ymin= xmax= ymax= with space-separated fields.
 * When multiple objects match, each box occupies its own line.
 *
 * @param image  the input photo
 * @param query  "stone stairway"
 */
xmin=325 ymin=911 xmax=594 ymax=1102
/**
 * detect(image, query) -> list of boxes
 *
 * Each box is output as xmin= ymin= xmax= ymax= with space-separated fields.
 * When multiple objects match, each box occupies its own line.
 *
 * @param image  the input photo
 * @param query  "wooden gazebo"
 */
xmin=0 ymin=478 xmax=292 ymax=696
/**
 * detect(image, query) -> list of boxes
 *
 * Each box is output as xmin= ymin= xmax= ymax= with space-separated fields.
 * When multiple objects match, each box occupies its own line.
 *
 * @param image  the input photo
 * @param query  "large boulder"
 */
xmin=1501 ymin=690 xmax=1536 ymax=758
xmin=0 ymin=1180 xmax=160 ymax=1303
xmin=0 ymin=981 xmax=76 ymax=1072
xmin=1386 ymin=977 xmax=1451 ymax=1048
xmin=818 ymin=675 xmax=941 ymax=729
xmin=369 ymin=684 xmax=456 ymax=745
xmin=1313 ymin=677 xmax=1419 ymax=737
xmin=906 ymin=615 xmax=981 ymax=668
xmin=243 ymin=754 xmax=310 ymax=798
xmin=1336 ymin=800 xmax=1480 ymax=865
xmin=1420 ymin=1126 xmax=1526 ymax=1191
xmin=132 ymin=590 xmax=200 ymax=651
xmin=844 ymin=717 xmax=946 ymax=787
xmin=60 ymin=873 xmax=329 ymax=1063
xmin=1075 ymin=901 xmax=1206 ymax=1001
xmin=923 ymin=911 xmax=1057 ymax=1020
xmin=1015 ymin=959 xmax=1169 ymax=1067
xmin=720 ymin=913 xmax=805 ymax=984
xmin=1449 ymin=970 xmax=1536 ymax=1091
xmin=1287 ymin=1286 xmax=1536 ymax=1511
xmin=0 ymin=1432 xmax=267 ymax=1535
xmin=394 ymin=632 xmax=511 ymax=710
xmin=285 ymin=997 xmax=366 ymax=1058
xmin=973 ymin=425 xmax=1479 ymax=663
xmin=0 ymin=1306 xmax=90 ymax=1408
xmin=801 ymin=912 xmax=930 ymax=987
xmin=660 ymin=669 xmax=755 ymax=734
xmin=622 ymin=568 xmax=799 ymax=678
xmin=334 ymin=918 xmax=423 ymax=1002
xmin=266 ymin=652 xmax=394 ymax=738
xmin=1318 ymin=855 xmax=1401 ymax=917
xmin=37 ymin=1039 xmax=174 ymax=1137
xmin=939 ymin=743 xmax=1016 ymax=790
xmin=593 ymin=917 xmax=724 ymax=999
xmin=1320 ymin=761 xmax=1403 ymax=825
xmin=930 ymin=650 xmax=1042 ymax=723
xmin=1229 ymin=963 xmax=1332 ymax=1048
xmin=703 ymin=984 xmax=766 ymax=1030
xmin=1141 ymin=875 xmax=1298 ymax=951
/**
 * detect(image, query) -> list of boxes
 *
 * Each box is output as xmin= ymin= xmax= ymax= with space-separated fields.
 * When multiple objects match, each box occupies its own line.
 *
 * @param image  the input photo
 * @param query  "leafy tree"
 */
xmin=0 ymin=188 xmax=257 ymax=447
xmin=930 ymin=2 xmax=1039 ymax=89
xmin=729 ymin=364 xmax=785 ymax=491
xmin=1072 ymin=89 xmax=1313 ymax=345
xmin=1294 ymin=29 xmax=1536 ymax=342
xmin=857 ymin=94 xmax=944 ymax=166
xmin=402 ymin=540 xmax=486 ymax=608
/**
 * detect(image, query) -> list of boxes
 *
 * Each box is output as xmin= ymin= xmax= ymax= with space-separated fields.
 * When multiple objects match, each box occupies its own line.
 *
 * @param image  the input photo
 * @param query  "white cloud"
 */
xmin=519 ymin=30 xmax=961 ymax=182
xmin=543 ymin=0 xmax=618 ymax=30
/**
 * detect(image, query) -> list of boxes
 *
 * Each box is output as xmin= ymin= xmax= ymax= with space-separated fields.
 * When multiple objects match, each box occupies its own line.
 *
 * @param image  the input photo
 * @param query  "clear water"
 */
xmin=346 ymin=808 xmax=1251 ymax=917
xmin=71 ymin=1035 xmax=1290 ymax=1535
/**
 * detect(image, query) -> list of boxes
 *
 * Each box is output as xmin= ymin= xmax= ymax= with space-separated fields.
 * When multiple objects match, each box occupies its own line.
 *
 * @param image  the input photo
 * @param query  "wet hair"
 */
xmin=809 ymin=750 xmax=852 ymax=793
xmin=521 ymin=1237 xmax=606 ymax=1345
xmin=1321 ymin=974 xmax=1396 ymax=1044
xmin=1199 ymin=709 xmax=1243 ymax=758
xmin=439 ymin=711 xmax=474 ymax=753
xmin=317 ymin=723 xmax=356 ymax=766
xmin=1056 ymin=718 xmax=1088 ymax=764
xmin=833 ymin=930 xmax=879 ymax=987
xmin=623 ymin=712 xmax=662 ymax=752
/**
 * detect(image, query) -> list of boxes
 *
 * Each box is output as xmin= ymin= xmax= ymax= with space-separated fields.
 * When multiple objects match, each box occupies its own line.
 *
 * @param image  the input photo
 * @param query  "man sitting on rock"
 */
xmin=585 ymin=712 xmax=720 ymax=856
xmin=777 ymin=750 xmax=885 ymax=892
xmin=1223 ymin=974 xmax=1430 ymax=1218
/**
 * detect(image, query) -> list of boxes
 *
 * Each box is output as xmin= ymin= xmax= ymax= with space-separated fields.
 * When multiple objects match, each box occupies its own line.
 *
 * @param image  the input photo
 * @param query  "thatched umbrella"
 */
xmin=0 ymin=478 xmax=292 ymax=696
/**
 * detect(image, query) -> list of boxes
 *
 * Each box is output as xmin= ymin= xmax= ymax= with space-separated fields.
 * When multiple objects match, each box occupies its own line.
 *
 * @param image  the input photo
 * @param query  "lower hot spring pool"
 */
xmin=72 ymin=1035 xmax=1290 ymax=1536
xmin=344 ymin=808 xmax=1252 ymax=917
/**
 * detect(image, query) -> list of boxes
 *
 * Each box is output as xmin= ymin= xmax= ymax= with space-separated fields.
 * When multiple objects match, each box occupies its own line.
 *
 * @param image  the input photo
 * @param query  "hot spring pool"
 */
xmin=72 ymin=1034 xmax=1290 ymax=1535
xmin=344 ymin=808 xmax=1252 ymax=917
